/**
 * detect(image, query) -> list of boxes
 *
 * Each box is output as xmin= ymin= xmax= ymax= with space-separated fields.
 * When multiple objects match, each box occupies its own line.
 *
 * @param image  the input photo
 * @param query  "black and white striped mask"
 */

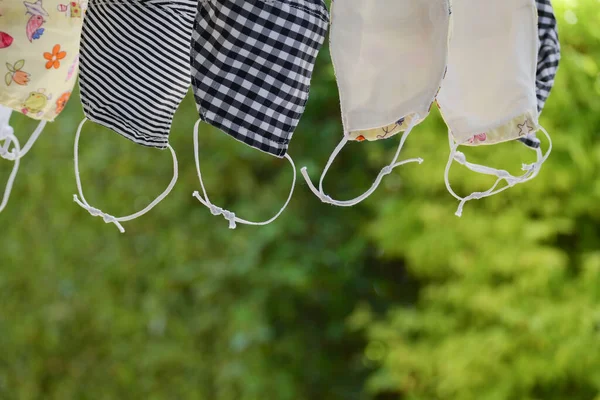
xmin=189 ymin=0 xmax=329 ymax=229
xmin=74 ymin=0 xmax=197 ymax=233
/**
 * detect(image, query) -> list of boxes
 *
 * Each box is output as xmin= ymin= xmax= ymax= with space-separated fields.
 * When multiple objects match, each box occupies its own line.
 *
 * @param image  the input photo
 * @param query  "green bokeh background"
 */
xmin=1 ymin=1 xmax=599 ymax=399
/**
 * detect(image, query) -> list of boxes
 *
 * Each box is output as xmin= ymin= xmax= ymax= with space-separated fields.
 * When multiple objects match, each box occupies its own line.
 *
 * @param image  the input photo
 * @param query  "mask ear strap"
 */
xmin=0 ymin=109 xmax=45 ymax=213
xmin=192 ymin=119 xmax=296 ymax=229
xmin=0 ymin=131 xmax=21 ymax=213
xmin=445 ymin=126 xmax=552 ymax=217
xmin=73 ymin=118 xmax=179 ymax=233
xmin=300 ymin=114 xmax=423 ymax=207
xmin=18 ymin=120 xmax=47 ymax=158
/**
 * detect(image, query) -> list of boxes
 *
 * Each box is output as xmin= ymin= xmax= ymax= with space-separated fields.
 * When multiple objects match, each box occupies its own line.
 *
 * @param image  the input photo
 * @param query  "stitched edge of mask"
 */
xmin=459 ymin=111 xmax=539 ymax=147
xmin=344 ymin=0 xmax=453 ymax=143
xmin=256 ymin=0 xmax=329 ymax=23
xmin=91 ymin=0 xmax=197 ymax=18
xmin=347 ymin=114 xmax=421 ymax=143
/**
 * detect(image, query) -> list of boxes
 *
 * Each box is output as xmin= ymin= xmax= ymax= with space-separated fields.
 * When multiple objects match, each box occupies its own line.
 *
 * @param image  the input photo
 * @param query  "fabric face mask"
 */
xmin=74 ymin=0 xmax=197 ymax=233
xmin=520 ymin=0 xmax=561 ymax=149
xmin=190 ymin=0 xmax=329 ymax=229
xmin=0 ymin=0 xmax=84 ymax=212
xmin=301 ymin=0 xmax=452 ymax=207
xmin=438 ymin=0 xmax=553 ymax=217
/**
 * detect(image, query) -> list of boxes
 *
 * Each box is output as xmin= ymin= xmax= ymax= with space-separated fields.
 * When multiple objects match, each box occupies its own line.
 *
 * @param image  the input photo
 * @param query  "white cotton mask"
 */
xmin=302 ymin=0 xmax=452 ymax=206
xmin=437 ymin=0 xmax=552 ymax=216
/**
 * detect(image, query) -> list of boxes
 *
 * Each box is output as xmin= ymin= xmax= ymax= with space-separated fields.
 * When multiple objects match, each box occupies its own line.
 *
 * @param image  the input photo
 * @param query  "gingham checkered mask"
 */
xmin=190 ymin=0 xmax=329 ymax=229
xmin=72 ymin=0 xmax=197 ymax=233
xmin=0 ymin=0 xmax=85 ymax=213
xmin=438 ymin=0 xmax=555 ymax=217
xmin=301 ymin=0 xmax=452 ymax=207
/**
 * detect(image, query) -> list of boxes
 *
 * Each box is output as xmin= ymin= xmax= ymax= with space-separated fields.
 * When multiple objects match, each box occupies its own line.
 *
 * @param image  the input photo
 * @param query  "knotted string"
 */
xmin=0 ymin=128 xmax=21 ymax=213
xmin=192 ymin=119 xmax=296 ymax=229
xmin=73 ymin=118 xmax=179 ymax=233
xmin=301 ymin=114 xmax=423 ymax=207
xmin=445 ymin=126 xmax=552 ymax=217
xmin=0 ymin=122 xmax=47 ymax=162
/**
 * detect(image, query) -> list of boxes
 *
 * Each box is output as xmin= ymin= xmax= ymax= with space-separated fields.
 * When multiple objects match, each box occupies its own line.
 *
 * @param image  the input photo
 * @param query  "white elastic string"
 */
xmin=445 ymin=126 xmax=552 ymax=217
xmin=0 ymin=109 xmax=46 ymax=213
xmin=19 ymin=120 xmax=46 ymax=158
xmin=192 ymin=119 xmax=296 ymax=229
xmin=0 ymin=121 xmax=46 ymax=161
xmin=0 ymin=132 xmax=21 ymax=213
xmin=301 ymin=114 xmax=423 ymax=207
xmin=73 ymin=118 xmax=179 ymax=233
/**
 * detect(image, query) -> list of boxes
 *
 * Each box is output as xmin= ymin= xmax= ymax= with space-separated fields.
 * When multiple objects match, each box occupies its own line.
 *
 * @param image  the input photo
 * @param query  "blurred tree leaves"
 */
xmin=0 ymin=0 xmax=598 ymax=399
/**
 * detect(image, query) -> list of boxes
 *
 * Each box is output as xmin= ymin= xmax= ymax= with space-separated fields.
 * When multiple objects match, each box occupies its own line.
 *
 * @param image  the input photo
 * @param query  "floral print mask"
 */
xmin=0 ymin=0 xmax=85 ymax=213
xmin=438 ymin=0 xmax=553 ymax=217
xmin=0 ymin=0 xmax=83 ymax=121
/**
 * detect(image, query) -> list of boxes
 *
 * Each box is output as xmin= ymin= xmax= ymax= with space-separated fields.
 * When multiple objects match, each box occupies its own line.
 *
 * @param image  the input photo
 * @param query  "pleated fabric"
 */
xmin=79 ymin=0 xmax=197 ymax=148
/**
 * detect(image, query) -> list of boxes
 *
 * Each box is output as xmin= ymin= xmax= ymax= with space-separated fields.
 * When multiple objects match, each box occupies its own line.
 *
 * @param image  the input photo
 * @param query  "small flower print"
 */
xmin=0 ymin=32 xmax=13 ymax=49
xmin=55 ymin=91 xmax=71 ymax=114
xmin=44 ymin=44 xmax=67 ymax=69
xmin=5 ymin=60 xmax=30 ymax=86
xmin=468 ymin=133 xmax=487 ymax=144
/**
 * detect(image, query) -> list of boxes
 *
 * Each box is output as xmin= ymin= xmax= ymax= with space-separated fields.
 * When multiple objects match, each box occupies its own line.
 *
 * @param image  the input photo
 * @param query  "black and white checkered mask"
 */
xmin=190 ymin=0 xmax=329 ymax=229
xmin=74 ymin=0 xmax=197 ymax=233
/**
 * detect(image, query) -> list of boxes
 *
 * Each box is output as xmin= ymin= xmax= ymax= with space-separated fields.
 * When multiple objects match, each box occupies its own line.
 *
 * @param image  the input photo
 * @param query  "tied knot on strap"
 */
xmin=0 ymin=125 xmax=14 ymax=141
xmin=453 ymin=151 xmax=467 ymax=164
xmin=209 ymin=204 xmax=237 ymax=230
xmin=455 ymin=191 xmax=486 ymax=217
xmin=522 ymin=162 xmax=536 ymax=172
xmin=318 ymin=193 xmax=334 ymax=204
xmin=73 ymin=195 xmax=125 ymax=233
xmin=192 ymin=191 xmax=237 ymax=229
xmin=0 ymin=148 xmax=18 ymax=161
xmin=0 ymin=127 xmax=18 ymax=161
xmin=381 ymin=165 xmax=394 ymax=176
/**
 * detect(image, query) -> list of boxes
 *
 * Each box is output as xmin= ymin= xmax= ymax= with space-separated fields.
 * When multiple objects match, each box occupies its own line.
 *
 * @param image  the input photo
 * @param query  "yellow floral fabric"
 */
xmin=459 ymin=111 xmax=538 ymax=146
xmin=0 ymin=0 xmax=86 ymax=121
xmin=348 ymin=113 xmax=422 ymax=142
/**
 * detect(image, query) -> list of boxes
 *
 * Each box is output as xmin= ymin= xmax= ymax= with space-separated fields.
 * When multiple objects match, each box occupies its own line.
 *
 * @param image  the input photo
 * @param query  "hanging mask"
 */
xmin=74 ymin=0 xmax=197 ymax=232
xmin=301 ymin=0 xmax=452 ymax=207
xmin=520 ymin=0 xmax=561 ymax=148
xmin=190 ymin=0 xmax=329 ymax=228
xmin=438 ymin=0 xmax=554 ymax=217
xmin=0 ymin=0 xmax=84 ymax=212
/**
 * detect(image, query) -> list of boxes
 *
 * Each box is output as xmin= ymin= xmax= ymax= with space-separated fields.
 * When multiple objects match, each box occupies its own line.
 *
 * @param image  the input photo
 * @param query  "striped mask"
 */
xmin=74 ymin=0 xmax=197 ymax=233
xmin=438 ymin=0 xmax=556 ymax=217
xmin=190 ymin=0 xmax=329 ymax=229
xmin=0 ymin=0 xmax=85 ymax=213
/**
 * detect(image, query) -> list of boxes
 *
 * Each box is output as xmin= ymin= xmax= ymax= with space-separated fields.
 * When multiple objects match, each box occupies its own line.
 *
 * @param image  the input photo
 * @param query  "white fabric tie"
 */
xmin=301 ymin=114 xmax=423 ymax=207
xmin=192 ymin=119 xmax=296 ymax=229
xmin=0 ymin=128 xmax=21 ymax=213
xmin=445 ymin=126 xmax=552 ymax=217
xmin=0 ymin=120 xmax=46 ymax=162
xmin=73 ymin=118 xmax=179 ymax=233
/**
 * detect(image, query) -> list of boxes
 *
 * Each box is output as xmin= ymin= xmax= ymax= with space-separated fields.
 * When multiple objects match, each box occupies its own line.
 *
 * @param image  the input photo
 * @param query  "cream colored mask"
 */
xmin=0 ymin=0 xmax=85 ymax=211
xmin=438 ymin=0 xmax=552 ymax=217
xmin=302 ymin=0 xmax=452 ymax=206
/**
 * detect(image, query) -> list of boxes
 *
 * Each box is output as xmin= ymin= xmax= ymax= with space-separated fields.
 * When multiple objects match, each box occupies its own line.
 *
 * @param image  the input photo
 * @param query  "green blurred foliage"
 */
xmin=0 ymin=0 xmax=598 ymax=399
